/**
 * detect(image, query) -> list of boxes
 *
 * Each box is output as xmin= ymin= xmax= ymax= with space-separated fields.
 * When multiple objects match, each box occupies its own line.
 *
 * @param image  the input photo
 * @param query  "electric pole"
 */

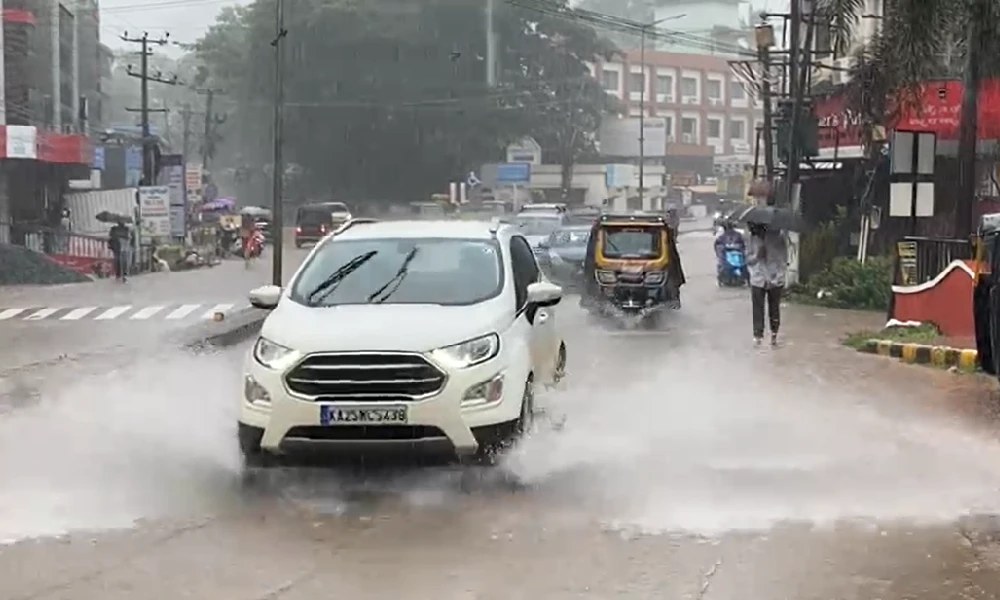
xmin=754 ymin=22 xmax=776 ymax=181
xmin=180 ymin=103 xmax=194 ymax=159
xmin=193 ymin=87 xmax=226 ymax=171
xmin=271 ymin=0 xmax=288 ymax=286
xmin=121 ymin=31 xmax=176 ymax=184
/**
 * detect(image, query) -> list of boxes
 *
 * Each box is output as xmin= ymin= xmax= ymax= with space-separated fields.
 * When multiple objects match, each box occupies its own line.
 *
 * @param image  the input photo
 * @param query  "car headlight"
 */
xmin=431 ymin=333 xmax=500 ymax=369
xmin=252 ymin=337 xmax=301 ymax=370
xmin=596 ymin=270 xmax=617 ymax=284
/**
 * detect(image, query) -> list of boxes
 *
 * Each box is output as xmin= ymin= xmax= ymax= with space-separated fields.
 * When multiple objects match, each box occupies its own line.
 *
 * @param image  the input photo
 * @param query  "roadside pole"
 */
xmin=270 ymin=0 xmax=288 ymax=286
xmin=120 ymin=32 xmax=176 ymax=185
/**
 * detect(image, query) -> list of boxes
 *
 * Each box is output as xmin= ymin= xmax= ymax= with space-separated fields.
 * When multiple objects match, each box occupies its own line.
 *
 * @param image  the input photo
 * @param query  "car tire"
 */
xmin=238 ymin=422 xmax=277 ymax=470
xmin=551 ymin=344 xmax=567 ymax=384
xmin=473 ymin=375 xmax=535 ymax=465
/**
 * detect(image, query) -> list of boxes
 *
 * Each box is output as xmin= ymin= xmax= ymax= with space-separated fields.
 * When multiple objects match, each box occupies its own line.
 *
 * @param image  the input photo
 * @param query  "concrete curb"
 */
xmin=178 ymin=306 xmax=269 ymax=350
xmin=857 ymin=339 xmax=979 ymax=371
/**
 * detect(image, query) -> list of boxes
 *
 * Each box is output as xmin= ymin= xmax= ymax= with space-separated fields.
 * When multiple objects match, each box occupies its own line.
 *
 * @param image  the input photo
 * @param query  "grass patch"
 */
xmin=841 ymin=322 xmax=941 ymax=349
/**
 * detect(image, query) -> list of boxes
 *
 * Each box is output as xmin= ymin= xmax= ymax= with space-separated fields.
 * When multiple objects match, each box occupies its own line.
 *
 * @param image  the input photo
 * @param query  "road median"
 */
xmin=857 ymin=339 xmax=979 ymax=371
xmin=179 ymin=306 xmax=269 ymax=350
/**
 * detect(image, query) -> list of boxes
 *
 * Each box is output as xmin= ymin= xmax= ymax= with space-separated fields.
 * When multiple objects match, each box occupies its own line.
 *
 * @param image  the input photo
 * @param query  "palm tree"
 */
xmin=831 ymin=0 xmax=1000 ymax=236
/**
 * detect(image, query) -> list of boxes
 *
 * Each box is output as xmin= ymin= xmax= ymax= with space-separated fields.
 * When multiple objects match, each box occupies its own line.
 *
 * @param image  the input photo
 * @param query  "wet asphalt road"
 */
xmin=5 ymin=228 xmax=1000 ymax=598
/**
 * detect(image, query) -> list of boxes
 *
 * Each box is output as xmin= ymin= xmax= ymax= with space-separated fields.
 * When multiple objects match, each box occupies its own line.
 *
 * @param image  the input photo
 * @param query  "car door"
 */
xmin=510 ymin=234 xmax=559 ymax=381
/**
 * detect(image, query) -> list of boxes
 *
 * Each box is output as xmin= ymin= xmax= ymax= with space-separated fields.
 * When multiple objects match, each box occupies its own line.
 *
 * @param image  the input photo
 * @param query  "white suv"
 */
xmin=239 ymin=219 xmax=567 ymax=466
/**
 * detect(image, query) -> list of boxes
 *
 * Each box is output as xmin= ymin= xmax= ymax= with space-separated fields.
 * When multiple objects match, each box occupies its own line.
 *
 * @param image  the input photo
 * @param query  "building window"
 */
xmin=730 ymin=81 xmax=746 ymax=100
xmin=664 ymin=117 xmax=673 ymax=139
xmin=681 ymin=117 xmax=697 ymax=136
xmin=729 ymin=119 xmax=746 ymax=141
xmin=656 ymin=75 xmax=673 ymax=96
xmin=629 ymin=72 xmax=645 ymax=93
xmin=601 ymin=70 xmax=619 ymax=91
xmin=707 ymin=119 xmax=722 ymax=139
xmin=681 ymin=76 xmax=698 ymax=97
xmin=706 ymin=79 xmax=722 ymax=99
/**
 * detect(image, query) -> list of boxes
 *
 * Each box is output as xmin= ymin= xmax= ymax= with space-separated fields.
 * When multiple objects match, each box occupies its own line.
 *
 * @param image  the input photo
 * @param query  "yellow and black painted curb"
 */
xmin=857 ymin=339 xmax=978 ymax=371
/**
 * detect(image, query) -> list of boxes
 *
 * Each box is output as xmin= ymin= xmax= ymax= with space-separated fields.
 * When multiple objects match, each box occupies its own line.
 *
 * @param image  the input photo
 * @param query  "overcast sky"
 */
xmin=101 ymin=0 xmax=249 ymax=52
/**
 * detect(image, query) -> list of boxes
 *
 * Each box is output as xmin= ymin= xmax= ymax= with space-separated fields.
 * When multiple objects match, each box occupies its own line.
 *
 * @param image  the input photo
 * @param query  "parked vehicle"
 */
xmin=239 ymin=218 xmax=567 ymax=469
xmin=536 ymin=225 xmax=590 ymax=290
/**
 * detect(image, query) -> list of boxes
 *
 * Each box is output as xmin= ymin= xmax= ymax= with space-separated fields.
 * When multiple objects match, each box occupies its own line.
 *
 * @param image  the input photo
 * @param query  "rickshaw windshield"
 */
xmin=601 ymin=226 xmax=663 ymax=259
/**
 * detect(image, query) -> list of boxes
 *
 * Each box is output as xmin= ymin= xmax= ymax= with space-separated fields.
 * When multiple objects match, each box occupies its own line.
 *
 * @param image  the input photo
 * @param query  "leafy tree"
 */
xmin=836 ymin=0 xmax=1000 ymax=236
xmin=193 ymin=0 xmax=615 ymax=207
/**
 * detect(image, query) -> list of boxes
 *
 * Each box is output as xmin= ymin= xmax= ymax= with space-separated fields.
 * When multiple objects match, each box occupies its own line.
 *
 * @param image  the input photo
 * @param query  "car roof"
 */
xmin=558 ymin=224 xmax=592 ymax=231
xmin=335 ymin=219 xmax=500 ymax=241
xmin=301 ymin=202 xmax=348 ymax=209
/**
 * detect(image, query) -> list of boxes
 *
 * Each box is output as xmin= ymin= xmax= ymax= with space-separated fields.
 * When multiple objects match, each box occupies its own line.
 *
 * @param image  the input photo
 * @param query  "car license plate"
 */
xmin=320 ymin=405 xmax=407 ymax=425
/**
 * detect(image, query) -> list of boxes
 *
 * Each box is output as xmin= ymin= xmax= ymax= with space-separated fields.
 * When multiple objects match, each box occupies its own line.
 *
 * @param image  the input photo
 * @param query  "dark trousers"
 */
xmin=751 ymin=285 xmax=782 ymax=338
xmin=112 ymin=250 xmax=124 ymax=279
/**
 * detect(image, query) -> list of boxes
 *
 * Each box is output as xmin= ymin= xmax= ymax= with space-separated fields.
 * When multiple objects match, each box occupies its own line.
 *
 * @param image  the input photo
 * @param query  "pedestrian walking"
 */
xmin=108 ymin=219 xmax=131 ymax=282
xmin=746 ymin=222 xmax=788 ymax=346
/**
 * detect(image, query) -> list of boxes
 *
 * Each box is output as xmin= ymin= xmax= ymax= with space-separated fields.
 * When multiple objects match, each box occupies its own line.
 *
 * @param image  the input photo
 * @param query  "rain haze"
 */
xmin=3 ymin=0 xmax=1000 ymax=597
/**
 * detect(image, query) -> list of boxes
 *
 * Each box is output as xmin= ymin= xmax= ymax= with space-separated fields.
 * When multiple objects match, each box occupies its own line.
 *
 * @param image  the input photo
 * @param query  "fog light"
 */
xmin=244 ymin=375 xmax=271 ymax=406
xmin=462 ymin=374 xmax=504 ymax=407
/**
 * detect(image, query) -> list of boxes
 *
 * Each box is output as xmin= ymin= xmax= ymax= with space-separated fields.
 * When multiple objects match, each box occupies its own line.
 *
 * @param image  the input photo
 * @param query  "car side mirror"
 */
xmin=527 ymin=281 xmax=562 ymax=307
xmin=249 ymin=284 xmax=282 ymax=309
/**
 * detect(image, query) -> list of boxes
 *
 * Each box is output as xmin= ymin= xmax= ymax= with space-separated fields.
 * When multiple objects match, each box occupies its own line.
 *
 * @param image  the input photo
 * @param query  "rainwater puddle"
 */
xmin=503 ymin=336 xmax=1000 ymax=536
xmin=0 ymin=345 xmax=245 ymax=544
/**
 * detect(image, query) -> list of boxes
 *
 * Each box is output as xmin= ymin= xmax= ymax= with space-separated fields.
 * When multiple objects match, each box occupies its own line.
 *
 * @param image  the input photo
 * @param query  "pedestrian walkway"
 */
xmin=0 ymin=302 xmax=246 ymax=323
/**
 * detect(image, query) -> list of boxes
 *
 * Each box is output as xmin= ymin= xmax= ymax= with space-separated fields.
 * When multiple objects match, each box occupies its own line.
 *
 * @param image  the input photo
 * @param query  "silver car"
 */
xmin=536 ymin=225 xmax=590 ymax=289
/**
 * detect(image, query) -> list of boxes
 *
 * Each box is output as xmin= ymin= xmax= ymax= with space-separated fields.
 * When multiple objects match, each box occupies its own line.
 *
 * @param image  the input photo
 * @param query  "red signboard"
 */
xmin=813 ymin=78 xmax=1000 ymax=152
xmin=2 ymin=9 xmax=36 ymax=24
xmin=895 ymin=79 xmax=1000 ymax=139
xmin=814 ymin=91 xmax=864 ymax=150
xmin=0 ymin=126 xmax=91 ymax=164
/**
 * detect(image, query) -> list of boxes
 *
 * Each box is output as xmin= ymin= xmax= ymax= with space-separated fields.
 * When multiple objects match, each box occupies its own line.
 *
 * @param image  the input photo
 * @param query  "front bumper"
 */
xmin=239 ymin=350 xmax=528 ymax=457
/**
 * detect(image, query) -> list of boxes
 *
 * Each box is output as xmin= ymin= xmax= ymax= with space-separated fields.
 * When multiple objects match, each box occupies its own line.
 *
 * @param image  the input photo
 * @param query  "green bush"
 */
xmin=795 ymin=256 xmax=893 ymax=311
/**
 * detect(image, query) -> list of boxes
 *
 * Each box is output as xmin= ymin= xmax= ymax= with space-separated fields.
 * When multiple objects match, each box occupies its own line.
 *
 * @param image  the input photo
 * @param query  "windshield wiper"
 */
xmin=306 ymin=250 xmax=378 ymax=306
xmin=367 ymin=247 xmax=419 ymax=304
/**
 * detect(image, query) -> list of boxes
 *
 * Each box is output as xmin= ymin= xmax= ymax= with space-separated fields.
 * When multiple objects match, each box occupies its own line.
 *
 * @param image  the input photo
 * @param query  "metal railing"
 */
xmin=2 ymin=221 xmax=154 ymax=275
xmin=893 ymin=235 xmax=973 ymax=287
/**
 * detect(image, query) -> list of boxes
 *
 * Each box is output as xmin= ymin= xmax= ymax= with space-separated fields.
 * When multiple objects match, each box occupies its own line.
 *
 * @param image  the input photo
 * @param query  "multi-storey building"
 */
xmin=0 ymin=0 xmax=99 ymax=243
xmin=591 ymin=50 xmax=762 ymax=179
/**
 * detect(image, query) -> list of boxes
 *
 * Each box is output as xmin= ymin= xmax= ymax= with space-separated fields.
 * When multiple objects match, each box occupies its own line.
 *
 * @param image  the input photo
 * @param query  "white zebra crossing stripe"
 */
xmin=130 ymin=305 xmax=165 ymax=320
xmin=202 ymin=303 xmax=234 ymax=319
xmin=25 ymin=308 xmax=60 ymax=320
xmin=95 ymin=305 xmax=133 ymax=320
xmin=0 ymin=308 xmax=26 ymax=320
xmin=61 ymin=307 xmax=98 ymax=320
xmin=165 ymin=304 xmax=201 ymax=320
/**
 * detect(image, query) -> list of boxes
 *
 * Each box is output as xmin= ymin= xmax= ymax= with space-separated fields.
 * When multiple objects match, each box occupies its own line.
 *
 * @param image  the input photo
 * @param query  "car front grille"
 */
xmin=284 ymin=352 xmax=447 ymax=401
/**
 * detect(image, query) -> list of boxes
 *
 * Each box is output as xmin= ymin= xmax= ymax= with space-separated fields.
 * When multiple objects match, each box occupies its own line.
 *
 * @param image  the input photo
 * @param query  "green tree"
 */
xmin=836 ymin=0 xmax=1000 ymax=236
xmin=193 ymin=0 xmax=615 ymax=206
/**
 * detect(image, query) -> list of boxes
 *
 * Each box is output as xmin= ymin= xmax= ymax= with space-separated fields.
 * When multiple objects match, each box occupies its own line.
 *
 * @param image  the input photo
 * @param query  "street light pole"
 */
xmin=270 ymin=0 xmax=287 ymax=287
xmin=638 ymin=26 xmax=647 ymax=208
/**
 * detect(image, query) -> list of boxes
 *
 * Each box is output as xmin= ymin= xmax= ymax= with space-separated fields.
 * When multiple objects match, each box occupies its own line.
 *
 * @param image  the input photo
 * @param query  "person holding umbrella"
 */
xmin=736 ymin=205 xmax=803 ymax=346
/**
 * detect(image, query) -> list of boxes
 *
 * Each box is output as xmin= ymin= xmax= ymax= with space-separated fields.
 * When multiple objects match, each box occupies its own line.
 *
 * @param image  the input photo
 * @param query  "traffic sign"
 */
xmin=496 ymin=162 xmax=530 ymax=183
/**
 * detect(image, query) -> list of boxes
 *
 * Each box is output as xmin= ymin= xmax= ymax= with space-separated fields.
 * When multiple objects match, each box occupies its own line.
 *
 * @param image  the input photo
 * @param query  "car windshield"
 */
xmin=298 ymin=208 xmax=333 ymax=224
xmin=515 ymin=216 xmax=561 ymax=236
xmin=601 ymin=226 xmax=662 ymax=258
xmin=290 ymin=237 xmax=503 ymax=306
xmin=551 ymin=230 xmax=589 ymax=247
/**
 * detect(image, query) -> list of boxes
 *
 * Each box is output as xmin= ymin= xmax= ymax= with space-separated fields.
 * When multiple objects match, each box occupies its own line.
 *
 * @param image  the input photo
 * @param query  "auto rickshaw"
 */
xmin=973 ymin=213 xmax=1000 ymax=377
xmin=580 ymin=212 xmax=685 ymax=322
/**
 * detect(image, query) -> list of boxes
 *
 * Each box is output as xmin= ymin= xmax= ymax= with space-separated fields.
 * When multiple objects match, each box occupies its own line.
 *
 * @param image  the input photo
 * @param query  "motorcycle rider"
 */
xmin=714 ymin=219 xmax=745 ymax=278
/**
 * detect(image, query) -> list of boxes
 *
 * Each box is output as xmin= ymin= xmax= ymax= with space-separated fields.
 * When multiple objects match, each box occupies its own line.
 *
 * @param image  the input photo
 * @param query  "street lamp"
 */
xmin=270 ymin=0 xmax=287 ymax=286
xmin=637 ymin=14 xmax=683 ymax=208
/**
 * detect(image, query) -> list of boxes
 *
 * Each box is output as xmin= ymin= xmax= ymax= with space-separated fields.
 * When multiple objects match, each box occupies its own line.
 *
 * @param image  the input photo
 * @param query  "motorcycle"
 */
xmin=717 ymin=243 xmax=748 ymax=287
xmin=237 ymin=230 xmax=265 ymax=260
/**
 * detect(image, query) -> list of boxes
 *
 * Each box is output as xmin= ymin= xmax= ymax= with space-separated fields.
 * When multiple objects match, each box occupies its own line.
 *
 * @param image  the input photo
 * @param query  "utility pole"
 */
xmin=486 ymin=0 xmax=497 ymax=86
xmin=638 ymin=26 xmax=647 ymax=207
xmin=271 ymin=0 xmax=288 ymax=286
xmin=783 ymin=0 xmax=804 ymax=205
xmin=180 ymin=103 xmax=194 ymax=159
xmin=754 ymin=23 xmax=776 ymax=181
xmin=193 ymin=87 xmax=226 ymax=171
xmin=121 ymin=31 xmax=176 ymax=184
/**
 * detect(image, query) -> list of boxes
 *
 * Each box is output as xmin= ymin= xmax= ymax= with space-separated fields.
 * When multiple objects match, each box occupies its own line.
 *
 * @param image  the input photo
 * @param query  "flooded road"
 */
xmin=4 ymin=231 xmax=1000 ymax=599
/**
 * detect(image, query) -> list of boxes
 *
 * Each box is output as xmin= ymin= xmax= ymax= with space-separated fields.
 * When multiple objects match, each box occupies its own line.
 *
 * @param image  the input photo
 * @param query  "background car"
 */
xmin=537 ymin=225 xmax=590 ymax=290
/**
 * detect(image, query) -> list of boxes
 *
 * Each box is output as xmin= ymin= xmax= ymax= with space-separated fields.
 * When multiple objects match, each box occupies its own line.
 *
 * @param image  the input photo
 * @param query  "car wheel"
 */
xmin=514 ymin=375 xmax=536 ymax=437
xmin=238 ymin=422 xmax=277 ymax=471
xmin=552 ymin=344 xmax=567 ymax=384
xmin=473 ymin=375 xmax=535 ymax=465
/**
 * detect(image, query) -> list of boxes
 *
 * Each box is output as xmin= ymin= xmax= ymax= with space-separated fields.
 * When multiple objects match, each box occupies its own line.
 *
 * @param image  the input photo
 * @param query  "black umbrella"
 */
xmin=96 ymin=210 xmax=133 ymax=224
xmin=734 ymin=205 xmax=805 ymax=232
